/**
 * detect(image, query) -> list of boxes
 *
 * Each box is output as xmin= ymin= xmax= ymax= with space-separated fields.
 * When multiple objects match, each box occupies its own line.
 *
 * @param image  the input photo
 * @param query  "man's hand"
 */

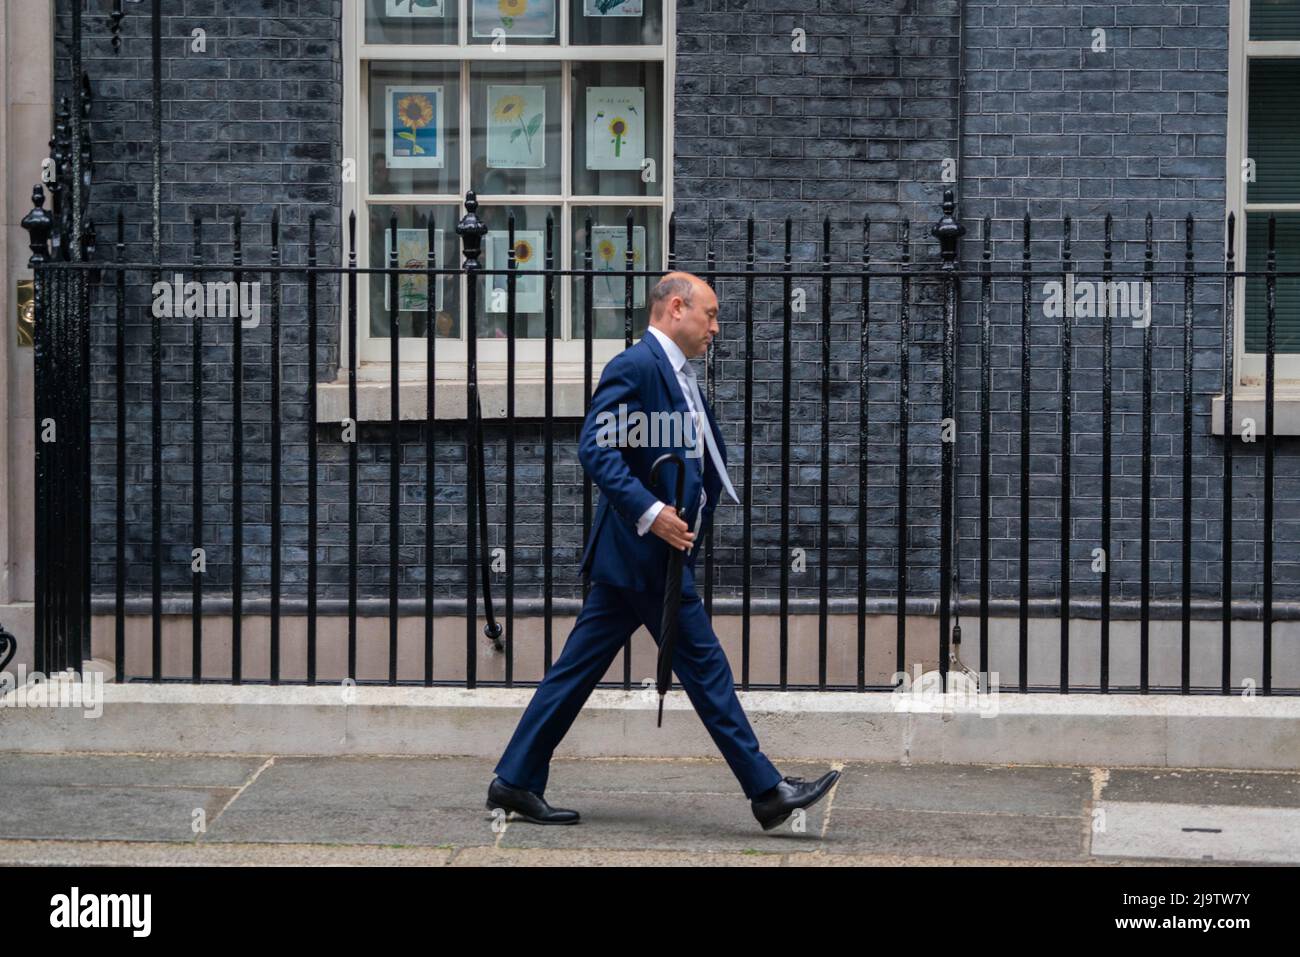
xmin=650 ymin=507 xmax=695 ymax=552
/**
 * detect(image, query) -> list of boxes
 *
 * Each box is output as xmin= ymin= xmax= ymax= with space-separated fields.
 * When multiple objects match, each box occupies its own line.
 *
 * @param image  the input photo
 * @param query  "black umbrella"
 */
xmin=649 ymin=453 xmax=687 ymax=728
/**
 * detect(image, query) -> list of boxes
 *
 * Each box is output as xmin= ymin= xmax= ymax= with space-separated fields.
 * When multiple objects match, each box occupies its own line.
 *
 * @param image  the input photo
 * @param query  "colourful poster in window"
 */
xmin=584 ymin=0 xmax=643 ymax=16
xmin=585 ymin=87 xmax=645 ymax=171
xmin=384 ymin=228 xmax=445 ymax=314
xmin=385 ymin=85 xmax=445 ymax=169
xmin=591 ymin=225 xmax=646 ymax=309
xmin=485 ymin=230 xmax=546 ymax=313
xmin=486 ymin=84 xmax=546 ymax=169
xmin=472 ymin=0 xmax=556 ymax=38
xmin=386 ymin=0 xmax=445 ymax=16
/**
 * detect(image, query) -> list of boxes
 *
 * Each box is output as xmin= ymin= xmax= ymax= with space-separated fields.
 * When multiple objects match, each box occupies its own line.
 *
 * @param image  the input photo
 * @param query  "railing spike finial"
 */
xmin=21 ymin=185 xmax=53 ymax=267
xmin=456 ymin=189 xmax=488 ymax=271
xmin=930 ymin=188 xmax=965 ymax=268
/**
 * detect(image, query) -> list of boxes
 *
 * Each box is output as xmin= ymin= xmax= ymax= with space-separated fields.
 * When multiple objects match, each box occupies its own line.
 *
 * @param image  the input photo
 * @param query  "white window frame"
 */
xmin=339 ymin=0 xmax=675 ymax=406
xmin=1226 ymin=0 xmax=1300 ymax=393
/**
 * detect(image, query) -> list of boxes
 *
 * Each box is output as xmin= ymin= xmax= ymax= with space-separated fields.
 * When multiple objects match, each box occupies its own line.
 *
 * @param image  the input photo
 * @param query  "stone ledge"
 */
xmin=1211 ymin=393 xmax=1300 ymax=436
xmin=2 ymin=684 xmax=1297 ymax=770
xmin=316 ymin=362 xmax=601 ymax=422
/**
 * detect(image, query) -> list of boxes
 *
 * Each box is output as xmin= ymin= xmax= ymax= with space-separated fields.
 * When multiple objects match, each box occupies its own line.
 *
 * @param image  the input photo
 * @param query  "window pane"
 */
xmin=365 ymin=0 xmax=458 ymax=44
xmin=369 ymin=62 xmax=460 ymax=196
xmin=1244 ymin=212 xmax=1300 ymax=354
xmin=469 ymin=0 xmax=558 ymax=45
xmin=1251 ymin=0 xmax=1300 ymax=40
xmin=470 ymin=63 xmax=561 ymax=194
xmin=471 ymin=204 xmax=561 ymax=339
xmin=1247 ymin=59 xmax=1300 ymax=204
xmin=368 ymin=205 xmax=461 ymax=339
xmin=572 ymin=206 xmax=662 ymax=340
xmin=571 ymin=62 xmax=664 ymax=196
xmin=568 ymin=0 xmax=664 ymax=45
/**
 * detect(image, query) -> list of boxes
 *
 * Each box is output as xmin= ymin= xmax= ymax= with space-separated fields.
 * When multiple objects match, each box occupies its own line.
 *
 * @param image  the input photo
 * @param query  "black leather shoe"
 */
xmin=751 ymin=770 xmax=841 ymax=831
xmin=486 ymin=776 xmax=581 ymax=825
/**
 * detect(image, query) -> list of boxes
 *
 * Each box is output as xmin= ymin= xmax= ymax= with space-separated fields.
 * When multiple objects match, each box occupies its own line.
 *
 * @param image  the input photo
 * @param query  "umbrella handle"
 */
xmin=649 ymin=452 xmax=687 ymax=522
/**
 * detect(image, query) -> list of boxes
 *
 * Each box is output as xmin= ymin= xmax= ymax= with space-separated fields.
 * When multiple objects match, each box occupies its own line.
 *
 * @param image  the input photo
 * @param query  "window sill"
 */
xmin=316 ymin=362 xmax=598 ymax=422
xmin=1211 ymin=393 xmax=1300 ymax=436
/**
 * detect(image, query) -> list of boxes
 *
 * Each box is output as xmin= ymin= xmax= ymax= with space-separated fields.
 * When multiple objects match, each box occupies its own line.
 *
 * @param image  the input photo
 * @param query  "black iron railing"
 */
xmin=21 ymin=183 xmax=1300 ymax=696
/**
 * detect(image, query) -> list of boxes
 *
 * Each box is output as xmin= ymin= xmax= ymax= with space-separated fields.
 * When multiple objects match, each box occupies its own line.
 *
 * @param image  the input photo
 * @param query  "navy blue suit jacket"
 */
xmin=577 ymin=330 xmax=727 ymax=596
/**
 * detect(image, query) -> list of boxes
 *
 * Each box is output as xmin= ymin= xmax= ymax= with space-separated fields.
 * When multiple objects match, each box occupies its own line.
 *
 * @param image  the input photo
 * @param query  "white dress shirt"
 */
xmin=635 ymin=325 xmax=707 ymax=540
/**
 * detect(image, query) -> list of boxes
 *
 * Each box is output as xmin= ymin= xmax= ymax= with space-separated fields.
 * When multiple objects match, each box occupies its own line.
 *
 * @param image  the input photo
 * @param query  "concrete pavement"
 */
xmin=0 ymin=752 xmax=1296 ymax=866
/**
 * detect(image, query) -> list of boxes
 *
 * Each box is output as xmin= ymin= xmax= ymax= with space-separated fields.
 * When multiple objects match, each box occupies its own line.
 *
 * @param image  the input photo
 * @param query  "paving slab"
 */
xmin=451 ymin=846 xmax=786 ymax=866
xmin=0 ymin=839 xmax=456 ymax=866
xmin=198 ymin=755 xmax=497 ymax=847
xmin=832 ymin=762 xmax=1095 ymax=816
xmin=1092 ymin=801 xmax=1300 ymax=865
xmin=822 ymin=807 xmax=1091 ymax=862
xmin=0 ymin=783 xmax=237 ymax=842
xmin=0 ymin=752 xmax=266 ymax=788
xmin=1100 ymin=769 xmax=1300 ymax=808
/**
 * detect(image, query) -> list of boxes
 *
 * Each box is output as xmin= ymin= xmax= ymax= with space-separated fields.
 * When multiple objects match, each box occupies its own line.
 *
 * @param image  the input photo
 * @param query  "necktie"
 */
xmin=682 ymin=364 xmax=739 ymax=504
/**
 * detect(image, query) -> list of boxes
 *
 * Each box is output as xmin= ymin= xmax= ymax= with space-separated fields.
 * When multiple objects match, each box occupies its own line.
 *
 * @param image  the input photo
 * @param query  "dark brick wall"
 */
xmin=57 ymin=0 xmax=1294 ymax=612
xmin=957 ymin=0 xmax=1297 ymax=603
xmin=64 ymin=0 xmax=353 ymax=597
xmin=673 ymin=0 xmax=961 ymax=599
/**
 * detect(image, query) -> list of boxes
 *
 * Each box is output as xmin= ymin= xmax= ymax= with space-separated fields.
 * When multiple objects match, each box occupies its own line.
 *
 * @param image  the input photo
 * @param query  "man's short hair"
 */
xmin=649 ymin=275 xmax=695 ymax=315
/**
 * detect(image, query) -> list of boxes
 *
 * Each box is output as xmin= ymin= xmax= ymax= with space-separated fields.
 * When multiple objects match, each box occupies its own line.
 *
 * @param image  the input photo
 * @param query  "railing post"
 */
xmin=456 ymin=190 xmax=500 ymax=688
xmin=931 ymin=189 xmax=965 ymax=693
xmin=21 ymin=187 xmax=53 ymax=674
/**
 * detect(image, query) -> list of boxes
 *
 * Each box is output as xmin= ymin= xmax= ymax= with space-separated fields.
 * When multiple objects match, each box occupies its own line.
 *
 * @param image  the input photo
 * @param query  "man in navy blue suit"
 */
xmin=488 ymin=271 xmax=839 ymax=831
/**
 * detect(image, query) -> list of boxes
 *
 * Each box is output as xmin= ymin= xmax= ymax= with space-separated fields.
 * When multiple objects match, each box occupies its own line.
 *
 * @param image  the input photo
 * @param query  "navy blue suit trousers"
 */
xmin=493 ymin=565 xmax=782 ymax=801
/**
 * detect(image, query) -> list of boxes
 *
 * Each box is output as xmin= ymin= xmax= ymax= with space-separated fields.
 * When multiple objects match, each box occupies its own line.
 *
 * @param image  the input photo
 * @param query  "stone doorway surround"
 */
xmin=1 ymin=0 xmax=53 ymax=667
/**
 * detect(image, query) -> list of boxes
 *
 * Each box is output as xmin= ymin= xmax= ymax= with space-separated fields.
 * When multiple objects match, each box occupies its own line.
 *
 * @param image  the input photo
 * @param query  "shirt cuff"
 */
xmin=636 ymin=500 xmax=666 ymax=536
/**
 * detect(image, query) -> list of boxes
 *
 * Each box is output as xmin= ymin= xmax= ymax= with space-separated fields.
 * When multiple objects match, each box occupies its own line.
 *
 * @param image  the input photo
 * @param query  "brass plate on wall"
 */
xmin=16 ymin=279 xmax=34 ymax=347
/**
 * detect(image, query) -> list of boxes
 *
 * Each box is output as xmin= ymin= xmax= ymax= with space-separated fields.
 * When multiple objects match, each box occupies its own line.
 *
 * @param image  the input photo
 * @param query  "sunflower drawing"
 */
xmin=607 ymin=116 xmax=628 ymax=157
xmin=493 ymin=95 xmax=525 ymax=122
xmin=498 ymin=0 xmax=527 ymax=28
xmin=596 ymin=238 xmax=624 ymax=300
xmin=396 ymin=93 xmax=434 ymax=155
xmin=513 ymin=239 xmax=534 ymax=265
xmin=495 ymin=92 xmax=542 ymax=156
xmin=400 ymin=255 xmax=427 ymax=309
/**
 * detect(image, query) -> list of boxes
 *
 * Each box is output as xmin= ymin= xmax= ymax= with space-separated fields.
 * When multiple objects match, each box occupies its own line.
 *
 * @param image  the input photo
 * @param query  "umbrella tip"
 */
xmin=657 ymin=696 xmax=664 ymax=728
